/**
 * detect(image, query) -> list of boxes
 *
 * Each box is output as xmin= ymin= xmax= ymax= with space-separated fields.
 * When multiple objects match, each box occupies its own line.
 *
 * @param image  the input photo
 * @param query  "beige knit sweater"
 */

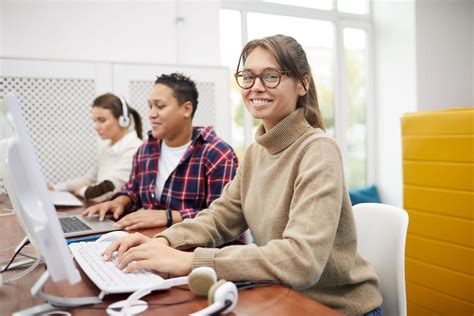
xmin=157 ymin=109 xmax=382 ymax=315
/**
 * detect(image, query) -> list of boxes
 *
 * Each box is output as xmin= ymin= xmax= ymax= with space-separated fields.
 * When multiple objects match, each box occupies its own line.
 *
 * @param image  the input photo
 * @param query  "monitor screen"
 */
xmin=0 ymin=93 xmax=80 ymax=284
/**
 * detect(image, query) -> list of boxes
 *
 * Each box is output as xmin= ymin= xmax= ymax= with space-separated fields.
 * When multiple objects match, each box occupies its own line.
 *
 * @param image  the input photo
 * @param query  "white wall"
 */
xmin=0 ymin=0 xmax=220 ymax=65
xmin=373 ymin=0 xmax=473 ymax=207
xmin=373 ymin=0 xmax=417 ymax=207
xmin=0 ymin=1 xmax=3 ymax=60
xmin=177 ymin=1 xmax=221 ymax=65
xmin=416 ymin=0 xmax=473 ymax=110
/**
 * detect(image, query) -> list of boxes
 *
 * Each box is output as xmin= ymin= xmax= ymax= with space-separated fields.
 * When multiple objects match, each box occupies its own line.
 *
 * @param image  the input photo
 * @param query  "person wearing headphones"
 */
xmin=52 ymin=93 xmax=143 ymax=203
xmin=102 ymin=35 xmax=382 ymax=315
xmin=82 ymin=73 xmax=240 ymax=236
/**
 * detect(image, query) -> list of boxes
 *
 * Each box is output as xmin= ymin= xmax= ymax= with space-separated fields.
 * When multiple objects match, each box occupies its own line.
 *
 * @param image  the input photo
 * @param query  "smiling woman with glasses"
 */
xmin=102 ymin=34 xmax=382 ymax=316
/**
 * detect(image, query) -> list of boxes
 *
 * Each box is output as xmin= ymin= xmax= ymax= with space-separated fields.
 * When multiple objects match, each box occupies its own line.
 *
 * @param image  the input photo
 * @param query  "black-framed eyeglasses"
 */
xmin=234 ymin=68 xmax=292 ymax=89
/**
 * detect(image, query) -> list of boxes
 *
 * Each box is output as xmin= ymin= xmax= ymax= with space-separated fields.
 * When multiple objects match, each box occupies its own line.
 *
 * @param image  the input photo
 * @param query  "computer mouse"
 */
xmin=96 ymin=230 xmax=129 ymax=243
xmin=106 ymin=299 xmax=148 ymax=315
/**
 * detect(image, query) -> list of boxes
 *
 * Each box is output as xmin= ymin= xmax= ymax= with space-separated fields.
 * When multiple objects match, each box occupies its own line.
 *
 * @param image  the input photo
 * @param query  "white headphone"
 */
xmin=107 ymin=267 xmax=238 ymax=316
xmin=190 ymin=278 xmax=238 ymax=316
xmin=187 ymin=267 xmax=238 ymax=315
xmin=118 ymin=96 xmax=131 ymax=128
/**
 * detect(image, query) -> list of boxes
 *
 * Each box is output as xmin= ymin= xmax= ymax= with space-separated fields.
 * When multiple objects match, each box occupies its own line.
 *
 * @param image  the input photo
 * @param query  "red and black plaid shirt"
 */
xmin=116 ymin=127 xmax=238 ymax=220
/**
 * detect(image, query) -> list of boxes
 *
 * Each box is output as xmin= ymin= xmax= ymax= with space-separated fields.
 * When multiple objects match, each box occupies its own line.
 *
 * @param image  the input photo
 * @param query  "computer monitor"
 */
xmin=1 ymin=94 xmax=103 ymax=315
xmin=0 ymin=93 xmax=81 ymax=284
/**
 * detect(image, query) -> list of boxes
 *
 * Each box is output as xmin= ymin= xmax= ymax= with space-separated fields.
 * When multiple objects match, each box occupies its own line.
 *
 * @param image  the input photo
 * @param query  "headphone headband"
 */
xmin=118 ymin=95 xmax=131 ymax=128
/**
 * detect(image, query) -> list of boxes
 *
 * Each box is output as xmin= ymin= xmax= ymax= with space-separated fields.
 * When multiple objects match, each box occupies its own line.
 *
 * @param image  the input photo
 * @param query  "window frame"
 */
xmin=221 ymin=0 xmax=375 ymax=187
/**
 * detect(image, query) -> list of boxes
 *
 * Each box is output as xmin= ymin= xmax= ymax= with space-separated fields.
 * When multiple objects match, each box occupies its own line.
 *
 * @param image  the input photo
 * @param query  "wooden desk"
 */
xmin=0 ymin=195 xmax=341 ymax=315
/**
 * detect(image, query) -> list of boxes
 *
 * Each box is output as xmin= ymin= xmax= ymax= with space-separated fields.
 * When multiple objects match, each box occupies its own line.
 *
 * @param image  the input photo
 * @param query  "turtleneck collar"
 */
xmin=255 ymin=108 xmax=312 ymax=155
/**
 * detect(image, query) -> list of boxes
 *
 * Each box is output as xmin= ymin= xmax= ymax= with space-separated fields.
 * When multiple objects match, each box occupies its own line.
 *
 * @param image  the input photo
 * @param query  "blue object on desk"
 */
xmin=66 ymin=235 xmax=101 ymax=244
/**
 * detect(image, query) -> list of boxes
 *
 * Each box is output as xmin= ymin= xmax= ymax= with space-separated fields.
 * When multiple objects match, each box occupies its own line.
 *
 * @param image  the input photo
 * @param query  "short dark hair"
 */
xmin=154 ymin=73 xmax=199 ymax=118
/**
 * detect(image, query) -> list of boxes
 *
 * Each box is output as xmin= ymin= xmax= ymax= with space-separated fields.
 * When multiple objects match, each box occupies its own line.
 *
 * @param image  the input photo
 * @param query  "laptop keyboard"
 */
xmin=59 ymin=216 xmax=92 ymax=233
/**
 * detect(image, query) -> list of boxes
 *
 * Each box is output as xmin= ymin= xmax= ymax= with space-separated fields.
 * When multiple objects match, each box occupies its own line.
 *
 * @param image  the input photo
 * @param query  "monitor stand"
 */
xmin=13 ymin=271 xmax=102 ymax=316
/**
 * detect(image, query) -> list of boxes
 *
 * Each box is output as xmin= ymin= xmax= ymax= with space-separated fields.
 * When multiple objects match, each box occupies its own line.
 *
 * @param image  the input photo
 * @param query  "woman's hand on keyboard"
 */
xmin=103 ymin=233 xmax=192 ymax=276
xmin=102 ymin=232 xmax=152 ymax=261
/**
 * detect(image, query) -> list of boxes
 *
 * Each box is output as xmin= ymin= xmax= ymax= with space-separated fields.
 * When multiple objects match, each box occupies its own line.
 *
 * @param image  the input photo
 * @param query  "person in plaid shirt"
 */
xmin=83 ymin=73 xmax=238 ymax=232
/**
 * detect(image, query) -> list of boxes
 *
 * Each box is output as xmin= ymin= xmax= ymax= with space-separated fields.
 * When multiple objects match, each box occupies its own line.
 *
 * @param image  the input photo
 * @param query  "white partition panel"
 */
xmin=0 ymin=59 xmax=113 ymax=193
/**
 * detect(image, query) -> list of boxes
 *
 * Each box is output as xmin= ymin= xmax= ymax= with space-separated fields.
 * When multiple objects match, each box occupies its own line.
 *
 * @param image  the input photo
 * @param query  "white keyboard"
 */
xmin=69 ymin=242 xmax=164 ymax=294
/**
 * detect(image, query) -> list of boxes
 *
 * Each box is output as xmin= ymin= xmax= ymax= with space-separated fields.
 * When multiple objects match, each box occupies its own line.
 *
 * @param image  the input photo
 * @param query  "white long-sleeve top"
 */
xmin=53 ymin=131 xmax=142 ymax=202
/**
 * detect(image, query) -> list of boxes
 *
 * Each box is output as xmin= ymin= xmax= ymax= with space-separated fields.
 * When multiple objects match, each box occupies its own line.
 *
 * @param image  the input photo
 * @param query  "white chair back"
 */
xmin=352 ymin=203 xmax=409 ymax=316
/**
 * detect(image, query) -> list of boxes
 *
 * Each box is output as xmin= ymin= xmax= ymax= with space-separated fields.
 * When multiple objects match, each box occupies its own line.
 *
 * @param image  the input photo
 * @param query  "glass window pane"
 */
xmin=247 ymin=12 xmax=335 ymax=134
xmin=220 ymin=9 xmax=242 ymax=72
xmin=338 ymin=0 xmax=369 ymax=14
xmin=262 ymin=0 xmax=332 ymax=10
xmin=219 ymin=9 xmax=246 ymax=159
xmin=343 ymin=28 xmax=368 ymax=188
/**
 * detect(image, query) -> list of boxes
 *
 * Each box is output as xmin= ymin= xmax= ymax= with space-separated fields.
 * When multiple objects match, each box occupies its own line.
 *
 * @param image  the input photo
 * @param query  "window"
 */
xmin=338 ymin=0 xmax=369 ymax=15
xmin=344 ymin=28 xmax=369 ymax=188
xmin=220 ymin=1 xmax=373 ymax=189
xmin=262 ymin=0 xmax=332 ymax=11
xmin=219 ymin=9 xmax=245 ymax=157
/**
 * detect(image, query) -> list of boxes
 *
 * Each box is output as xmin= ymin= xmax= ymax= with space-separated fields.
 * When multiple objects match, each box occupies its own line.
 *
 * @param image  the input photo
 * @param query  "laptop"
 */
xmin=49 ymin=191 xmax=83 ymax=207
xmin=50 ymin=191 xmax=118 ymax=238
xmin=58 ymin=213 xmax=119 ymax=238
xmin=50 ymin=192 xmax=119 ymax=237
xmin=49 ymin=191 xmax=118 ymax=238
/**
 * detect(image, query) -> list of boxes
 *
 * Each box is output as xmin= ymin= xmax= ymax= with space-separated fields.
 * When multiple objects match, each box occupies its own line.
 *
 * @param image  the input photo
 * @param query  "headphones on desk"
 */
xmin=117 ymin=96 xmax=131 ymax=128
xmin=189 ymin=267 xmax=238 ymax=315
xmin=107 ymin=267 xmax=238 ymax=316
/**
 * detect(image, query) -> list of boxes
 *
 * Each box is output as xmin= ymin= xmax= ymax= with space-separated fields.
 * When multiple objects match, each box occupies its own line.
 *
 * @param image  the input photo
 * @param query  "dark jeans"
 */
xmin=364 ymin=307 xmax=382 ymax=316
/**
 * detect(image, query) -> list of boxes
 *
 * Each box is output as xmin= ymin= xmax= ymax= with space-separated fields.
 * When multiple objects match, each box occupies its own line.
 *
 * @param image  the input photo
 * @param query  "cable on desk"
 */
xmin=0 ymin=209 xmax=14 ymax=217
xmin=74 ymin=297 xmax=197 ymax=311
xmin=234 ymin=280 xmax=281 ymax=291
xmin=73 ymin=281 xmax=290 ymax=313
xmin=17 ymin=251 xmax=37 ymax=260
xmin=0 ymin=244 xmax=38 ymax=273
xmin=1 ymin=246 xmax=41 ymax=285
xmin=0 ymin=245 xmax=17 ymax=256
xmin=174 ymin=280 xmax=282 ymax=293
xmin=1 ymin=246 xmax=36 ymax=263
xmin=41 ymin=311 xmax=72 ymax=316
xmin=1 ymin=236 xmax=30 ymax=273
